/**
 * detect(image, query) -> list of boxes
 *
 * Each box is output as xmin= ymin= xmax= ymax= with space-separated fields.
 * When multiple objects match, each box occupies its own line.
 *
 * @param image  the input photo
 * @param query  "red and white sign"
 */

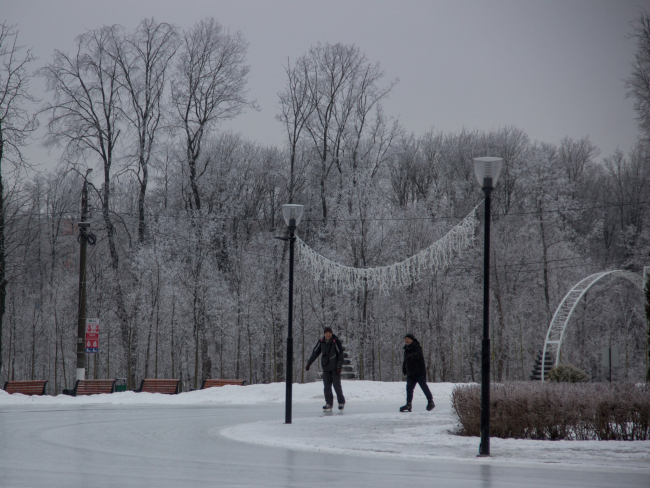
xmin=85 ymin=318 xmax=99 ymax=353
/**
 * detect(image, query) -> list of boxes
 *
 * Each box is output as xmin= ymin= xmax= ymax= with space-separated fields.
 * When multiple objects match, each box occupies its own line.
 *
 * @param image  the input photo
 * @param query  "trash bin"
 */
xmin=114 ymin=378 xmax=127 ymax=392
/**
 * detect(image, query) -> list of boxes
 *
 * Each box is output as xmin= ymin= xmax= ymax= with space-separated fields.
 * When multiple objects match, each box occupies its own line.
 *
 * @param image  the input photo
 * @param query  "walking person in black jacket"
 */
xmin=400 ymin=333 xmax=435 ymax=412
xmin=305 ymin=327 xmax=346 ymax=412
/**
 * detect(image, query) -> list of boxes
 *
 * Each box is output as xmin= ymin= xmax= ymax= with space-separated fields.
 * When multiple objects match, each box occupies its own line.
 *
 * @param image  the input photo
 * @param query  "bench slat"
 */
xmin=61 ymin=379 xmax=117 ymax=396
xmin=137 ymin=379 xmax=180 ymax=395
xmin=3 ymin=380 xmax=47 ymax=396
xmin=74 ymin=379 xmax=117 ymax=396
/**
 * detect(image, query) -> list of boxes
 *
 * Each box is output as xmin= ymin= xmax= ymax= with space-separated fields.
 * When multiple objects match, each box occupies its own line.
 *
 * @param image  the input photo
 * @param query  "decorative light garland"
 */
xmin=296 ymin=203 xmax=481 ymax=294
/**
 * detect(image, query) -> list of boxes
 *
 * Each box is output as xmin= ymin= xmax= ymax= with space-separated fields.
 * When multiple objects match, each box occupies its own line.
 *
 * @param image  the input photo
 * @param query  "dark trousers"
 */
xmin=322 ymin=369 xmax=345 ymax=406
xmin=406 ymin=374 xmax=433 ymax=404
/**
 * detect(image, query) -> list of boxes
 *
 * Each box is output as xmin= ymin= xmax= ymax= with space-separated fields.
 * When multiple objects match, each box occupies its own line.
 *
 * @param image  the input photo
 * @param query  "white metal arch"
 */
xmin=540 ymin=270 xmax=644 ymax=381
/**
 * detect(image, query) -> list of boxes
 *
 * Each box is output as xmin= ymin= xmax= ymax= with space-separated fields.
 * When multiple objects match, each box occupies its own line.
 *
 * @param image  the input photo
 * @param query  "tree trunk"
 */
xmin=102 ymin=179 xmax=135 ymax=388
xmin=138 ymin=155 xmax=148 ymax=243
xmin=171 ymin=299 xmax=175 ymax=379
xmin=0 ymin=163 xmax=5 ymax=381
xmin=538 ymin=203 xmax=552 ymax=322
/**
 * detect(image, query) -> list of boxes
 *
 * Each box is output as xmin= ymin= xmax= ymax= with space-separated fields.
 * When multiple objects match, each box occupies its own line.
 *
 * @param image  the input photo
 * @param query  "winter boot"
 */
xmin=426 ymin=400 xmax=435 ymax=411
xmin=338 ymin=404 xmax=345 ymax=411
xmin=323 ymin=404 xmax=333 ymax=412
xmin=399 ymin=403 xmax=412 ymax=412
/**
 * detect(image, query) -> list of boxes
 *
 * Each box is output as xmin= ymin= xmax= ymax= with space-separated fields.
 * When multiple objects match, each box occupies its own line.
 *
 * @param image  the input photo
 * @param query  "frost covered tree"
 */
xmin=171 ymin=17 xmax=252 ymax=213
xmin=626 ymin=9 xmax=650 ymax=142
xmin=2 ymin=17 xmax=650 ymax=390
xmin=112 ymin=19 xmax=178 ymax=243
xmin=0 ymin=23 xmax=37 ymax=381
xmin=40 ymin=25 xmax=139 ymax=386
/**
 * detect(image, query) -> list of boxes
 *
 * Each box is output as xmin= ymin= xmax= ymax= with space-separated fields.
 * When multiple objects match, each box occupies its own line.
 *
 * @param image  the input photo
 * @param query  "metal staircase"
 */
xmin=316 ymin=349 xmax=358 ymax=380
xmin=530 ymin=350 xmax=554 ymax=381
xmin=341 ymin=350 xmax=358 ymax=379
xmin=541 ymin=270 xmax=644 ymax=380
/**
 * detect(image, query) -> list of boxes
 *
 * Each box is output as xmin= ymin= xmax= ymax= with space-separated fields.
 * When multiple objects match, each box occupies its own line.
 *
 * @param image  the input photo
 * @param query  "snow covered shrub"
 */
xmin=451 ymin=382 xmax=650 ymax=440
xmin=546 ymin=364 xmax=589 ymax=383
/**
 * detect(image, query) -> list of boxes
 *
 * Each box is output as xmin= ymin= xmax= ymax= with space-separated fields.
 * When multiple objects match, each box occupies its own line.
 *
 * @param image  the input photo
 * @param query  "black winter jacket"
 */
xmin=402 ymin=339 xmax=427 ymax=377
xmin=307 ymin=334 xmax=345 ymax=372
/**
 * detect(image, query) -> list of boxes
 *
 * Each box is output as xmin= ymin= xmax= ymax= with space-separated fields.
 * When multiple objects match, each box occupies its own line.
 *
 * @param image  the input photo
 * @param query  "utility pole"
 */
xmin=76 ymin=169 xmax=92 ymax=382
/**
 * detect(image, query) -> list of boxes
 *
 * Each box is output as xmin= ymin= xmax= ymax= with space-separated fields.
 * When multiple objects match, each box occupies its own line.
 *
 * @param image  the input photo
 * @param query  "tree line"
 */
xmin=1 ymin=15 xmax=649 ymax=393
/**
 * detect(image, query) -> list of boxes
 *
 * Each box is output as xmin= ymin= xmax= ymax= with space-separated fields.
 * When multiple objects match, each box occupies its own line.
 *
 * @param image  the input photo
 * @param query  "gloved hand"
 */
xmin=336 ymin=368 xmax=342 ymax=375
xmin=305 ymin=364 xmax=310 ymax=371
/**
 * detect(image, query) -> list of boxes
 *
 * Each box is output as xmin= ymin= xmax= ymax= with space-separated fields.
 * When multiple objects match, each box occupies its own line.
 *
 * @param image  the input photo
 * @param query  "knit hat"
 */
xmin=324 ymin=327 xmax=333 ymax=334
xmin=405 ymin=333 xmax=416 ymax=341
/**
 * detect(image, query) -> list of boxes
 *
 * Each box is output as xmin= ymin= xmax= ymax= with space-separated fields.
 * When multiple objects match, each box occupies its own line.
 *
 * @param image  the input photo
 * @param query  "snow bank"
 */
xmin=0 ymin=380 xmax=458 ymax=406
xmin=221 ymin=410 xmax=650 ymax=469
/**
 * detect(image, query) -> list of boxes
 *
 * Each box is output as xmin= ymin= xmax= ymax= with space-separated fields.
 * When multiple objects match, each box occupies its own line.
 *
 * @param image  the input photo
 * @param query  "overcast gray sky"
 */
xmin=4 ymin=0 xmax=649 ymax=169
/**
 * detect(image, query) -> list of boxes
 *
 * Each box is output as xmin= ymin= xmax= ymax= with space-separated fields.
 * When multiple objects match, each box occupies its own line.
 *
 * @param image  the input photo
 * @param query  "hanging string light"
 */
xmin=295 ymin=203 xmax=481 ymax=294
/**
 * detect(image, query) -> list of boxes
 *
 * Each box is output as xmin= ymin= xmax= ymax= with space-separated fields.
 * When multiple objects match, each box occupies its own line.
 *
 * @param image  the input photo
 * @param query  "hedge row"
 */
xmin=451 ymin=382 xmax=650 ymax=440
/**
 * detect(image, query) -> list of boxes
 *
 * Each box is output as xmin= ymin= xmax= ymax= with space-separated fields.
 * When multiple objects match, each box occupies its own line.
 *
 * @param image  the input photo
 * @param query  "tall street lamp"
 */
xmin=473 ymin=157 xmax=503 ymax=457
xmin=281 ymin=204 xmax=304 ymax=424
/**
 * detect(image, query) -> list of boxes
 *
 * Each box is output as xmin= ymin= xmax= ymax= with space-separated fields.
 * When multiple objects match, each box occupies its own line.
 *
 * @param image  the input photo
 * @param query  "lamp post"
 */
xmin=473 ymin=157 xmax=503 ymax=457
xmin=281 ymin=204 xmax=304 ymax=424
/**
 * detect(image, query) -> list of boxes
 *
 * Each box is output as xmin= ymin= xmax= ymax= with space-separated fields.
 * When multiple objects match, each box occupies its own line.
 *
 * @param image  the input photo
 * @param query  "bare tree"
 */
xmin=40 ymin=25 xmax=139 ymax=387
xmin=306 ymin=43 xmax=364 ymax=220
xmin=277 ymin=56 xmax=314 ymax=203
xmin=171 ymin=17 xmax=252 ymax=212
xmin=558 ymin=135 xmax=600 ymax=199
xmin=113 ymin=19 xmax=178 ymax=243
xmin=0 ymin=22 xmax=37 ymax=381
xmin=626 ymin=9 xmax=650 ymax=142
xmin=604 ymin=146 xmax=650 ymax=261
xmin=170 ymin=18 xmax=252 ymax=385
xmin=41 ymin=26 xmax=122 ymax=269
xmin=284 ymin=43 xmax=396 ymax=220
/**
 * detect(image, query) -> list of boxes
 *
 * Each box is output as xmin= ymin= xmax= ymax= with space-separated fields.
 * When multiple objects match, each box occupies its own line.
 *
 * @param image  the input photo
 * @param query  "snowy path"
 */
xmin=1 ymin=381 xmax=649 ymax=487
xmin=223 ymin=403 xmax=650 ymax=469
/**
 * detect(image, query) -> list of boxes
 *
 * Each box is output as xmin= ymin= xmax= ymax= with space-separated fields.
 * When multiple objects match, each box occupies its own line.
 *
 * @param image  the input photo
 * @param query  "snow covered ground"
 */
xmin=0 ymin=379 xmax=455 ymax=406
xmin=222 ymin=410 xmax=650 ymax=470
xmin=2 ymin=380 xmax=648 ymax=470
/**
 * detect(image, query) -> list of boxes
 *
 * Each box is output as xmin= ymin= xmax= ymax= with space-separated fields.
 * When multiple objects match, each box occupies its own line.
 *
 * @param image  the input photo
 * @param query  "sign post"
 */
xmin=85 ymin=318 xmax=99 ymax=353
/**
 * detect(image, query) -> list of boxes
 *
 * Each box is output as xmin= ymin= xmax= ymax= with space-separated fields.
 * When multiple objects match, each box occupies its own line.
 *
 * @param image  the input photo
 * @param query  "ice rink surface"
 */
xmin=1 ymin=401 xmax=648 ymax=488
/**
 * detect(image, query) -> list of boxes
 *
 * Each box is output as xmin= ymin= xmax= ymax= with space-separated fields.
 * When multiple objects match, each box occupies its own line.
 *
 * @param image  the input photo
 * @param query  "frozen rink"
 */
xmin=1 ymin=381 xmax=648 ymax=487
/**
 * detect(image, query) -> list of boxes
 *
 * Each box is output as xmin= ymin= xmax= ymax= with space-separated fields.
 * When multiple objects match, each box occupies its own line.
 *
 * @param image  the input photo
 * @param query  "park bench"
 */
xmin=136 ymin=379 xmax=180 ymax=394
xmin=3 ymin=380 xmax=47 ymax=396
xmin=201 ymin=379 xmax=246 ymax=389
xmin=63 ymin=379 xmax=117 ymax=396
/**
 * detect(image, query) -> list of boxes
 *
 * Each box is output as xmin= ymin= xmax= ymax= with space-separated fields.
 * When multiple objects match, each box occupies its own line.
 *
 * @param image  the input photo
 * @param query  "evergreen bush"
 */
xmin=546 ymin=364 xmax=590 ymax=383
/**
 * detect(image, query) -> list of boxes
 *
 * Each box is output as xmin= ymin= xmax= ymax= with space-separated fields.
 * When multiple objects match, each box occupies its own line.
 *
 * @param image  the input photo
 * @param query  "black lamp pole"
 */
xmin=285 ymin=219 xmax=296 ymax=424
xmin=479 ymin=183 xmax=492 ymax=457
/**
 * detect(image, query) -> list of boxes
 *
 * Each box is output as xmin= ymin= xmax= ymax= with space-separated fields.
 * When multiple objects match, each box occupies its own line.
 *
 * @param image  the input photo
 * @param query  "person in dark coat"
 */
xmin=306 ymin=327 xmax=346 ymax=411
xmin=400 ymin=333 xmax=435 ymax=412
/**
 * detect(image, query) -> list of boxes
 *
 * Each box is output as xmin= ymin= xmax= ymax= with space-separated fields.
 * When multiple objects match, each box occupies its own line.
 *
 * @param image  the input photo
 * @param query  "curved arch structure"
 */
xmin=540 ymin=270 xmax=644 ymax=381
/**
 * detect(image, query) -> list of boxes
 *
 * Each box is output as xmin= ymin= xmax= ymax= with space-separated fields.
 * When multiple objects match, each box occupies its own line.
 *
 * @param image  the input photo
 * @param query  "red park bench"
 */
xmin=136 ymin=379 xmax=181 ymax=394
xmin=201 ymin=379 xmax=246 ymax=389
xmin=3 ymin=380 xmax=48 ymax=396
xmin=63 ymin=379 xmax=117 ymax=396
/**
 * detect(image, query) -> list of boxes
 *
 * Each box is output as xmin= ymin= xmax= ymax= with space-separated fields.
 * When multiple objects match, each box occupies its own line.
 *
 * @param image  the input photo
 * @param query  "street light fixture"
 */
xmin=473 ymin=157 xmax=503 ymax=457
xmin=281 ymin=204 xmax=304 ymax=424
xmin=282 ymin=204 xmax=304 ymax=231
